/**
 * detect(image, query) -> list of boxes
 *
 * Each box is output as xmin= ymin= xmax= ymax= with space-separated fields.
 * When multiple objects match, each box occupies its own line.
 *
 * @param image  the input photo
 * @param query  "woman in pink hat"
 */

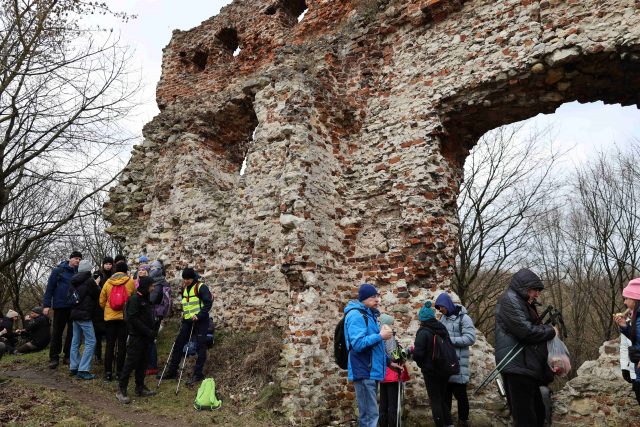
xmin=614 ymin=278 xmax=640 ymax=405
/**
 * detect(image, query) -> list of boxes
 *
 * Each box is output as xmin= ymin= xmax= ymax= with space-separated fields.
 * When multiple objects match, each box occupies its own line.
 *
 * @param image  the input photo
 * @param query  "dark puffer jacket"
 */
xmin=495 ymin=269 xmax=556 ymax=382
xmin=23 ymin=315 xmax=51 ymax=349
xmin=413 ymin=318 xmax=452 ymax=377
xmin=70 ymin=271 xmax=101 ymax=321
xmin=124 ymin=284 xmax=155 ymax=339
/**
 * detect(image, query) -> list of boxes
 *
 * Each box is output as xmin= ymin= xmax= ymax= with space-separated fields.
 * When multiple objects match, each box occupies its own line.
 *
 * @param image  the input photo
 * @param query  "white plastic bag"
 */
xmin=547 ymin=335 xmax=571 ymax=377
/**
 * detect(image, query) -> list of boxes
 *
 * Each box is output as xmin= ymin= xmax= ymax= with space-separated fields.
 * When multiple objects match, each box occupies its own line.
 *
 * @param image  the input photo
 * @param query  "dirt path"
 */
xmin=4 ymin=368 xmax=188 ymax=427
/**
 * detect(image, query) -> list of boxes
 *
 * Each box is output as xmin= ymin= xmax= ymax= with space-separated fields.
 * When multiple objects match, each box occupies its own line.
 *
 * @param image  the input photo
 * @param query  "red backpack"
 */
xmin=109 ymin=284 xmax=129 ymax=311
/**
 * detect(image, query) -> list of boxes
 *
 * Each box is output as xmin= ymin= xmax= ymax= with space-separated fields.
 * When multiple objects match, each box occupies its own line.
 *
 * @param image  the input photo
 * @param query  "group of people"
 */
xmin=0 ymin=307 xmax=51 ymax=355
xmin=343 ymin=268 xmax=640 ymax=427
xmin=35 ymin=250 xmax=212 ymax=403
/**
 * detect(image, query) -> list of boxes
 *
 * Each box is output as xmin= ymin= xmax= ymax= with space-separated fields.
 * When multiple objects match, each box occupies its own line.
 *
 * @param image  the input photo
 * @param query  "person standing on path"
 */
xmin=100 ymin=262 xmax=135 ymax=382
xmin=344 ymin=283 xmax=394 ymax=427
xmin=43 ymin=251 xmax=82 ymax=369
xmin=69 ymin=260 xmax=101 ymax=379
xmin=435 ymin=292 xmax=476 ymax=427
xmin=160 ymin=268 xmax=212 ymax=385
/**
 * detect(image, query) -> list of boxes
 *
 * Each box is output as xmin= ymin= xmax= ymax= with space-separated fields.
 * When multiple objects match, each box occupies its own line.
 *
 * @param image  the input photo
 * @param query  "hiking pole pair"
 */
xmin=396 ymin=367 xmax=404 ymax=427
xmin=157 ymin=339 xmax=177 ymax=389
xmin=176 ymin=321 xmax=196 ymax=395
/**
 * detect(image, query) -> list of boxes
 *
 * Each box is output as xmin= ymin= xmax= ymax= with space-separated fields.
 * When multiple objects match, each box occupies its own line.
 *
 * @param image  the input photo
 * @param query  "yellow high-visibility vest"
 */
xmin=182 ymin=282 xmax=201 ymax=320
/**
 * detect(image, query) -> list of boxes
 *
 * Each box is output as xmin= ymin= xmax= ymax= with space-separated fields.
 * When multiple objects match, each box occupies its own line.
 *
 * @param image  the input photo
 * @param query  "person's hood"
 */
xmin=509 ymin=268 xmax=543 ymax=300
xmin=149 ymin=263 xmax=165 ymax=281
xmin=108 ymin=272 xmax=131 ymax=287
xmin=58 ymin=260 xmax=75 ymax=272
xmin=344 ymin=300 xmax=379 ymax=317
xmin=71 ymin=271 xmax=92 ymax=287
xmin=420 ymin=318 xmax=449 ymax=336
xmin=435 ymin=293 xmax=456 ymax=314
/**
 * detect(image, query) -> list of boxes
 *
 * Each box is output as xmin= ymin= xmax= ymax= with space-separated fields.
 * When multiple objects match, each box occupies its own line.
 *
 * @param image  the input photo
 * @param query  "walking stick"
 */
xmin=396 ymin=368 xmax=403 ymax=427
xmin=176 ymin=321 xmax=195 ymax=394
xmin=156 ymin=339 xmax=176 ymax=389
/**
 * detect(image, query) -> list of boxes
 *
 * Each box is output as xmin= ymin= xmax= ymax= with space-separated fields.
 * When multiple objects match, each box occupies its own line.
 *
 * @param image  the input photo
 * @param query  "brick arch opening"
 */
xmin=439 ymin=51 xmax=640 ymax=169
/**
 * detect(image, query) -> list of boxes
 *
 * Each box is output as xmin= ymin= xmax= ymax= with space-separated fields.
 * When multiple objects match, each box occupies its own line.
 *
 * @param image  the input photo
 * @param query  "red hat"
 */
xmin=623 ymin=278 xmax=640 ymax=300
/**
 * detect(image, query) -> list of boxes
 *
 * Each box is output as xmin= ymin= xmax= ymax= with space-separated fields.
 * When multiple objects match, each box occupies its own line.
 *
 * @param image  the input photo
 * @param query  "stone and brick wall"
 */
xmin=105 ymin=0 xmax=640 ymax=424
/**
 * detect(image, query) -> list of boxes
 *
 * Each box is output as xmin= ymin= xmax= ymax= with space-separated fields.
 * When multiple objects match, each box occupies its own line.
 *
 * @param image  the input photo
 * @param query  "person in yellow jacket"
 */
xmin=99 ymin=262 xmax=135 ymax=382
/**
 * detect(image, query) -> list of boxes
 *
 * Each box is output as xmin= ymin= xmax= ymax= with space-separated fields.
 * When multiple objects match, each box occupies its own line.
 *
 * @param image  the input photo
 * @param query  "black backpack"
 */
xmin=432 ymin=333 xmax=460 ymax=377
xmin=334 ymin=308 xmax=368 ymax=370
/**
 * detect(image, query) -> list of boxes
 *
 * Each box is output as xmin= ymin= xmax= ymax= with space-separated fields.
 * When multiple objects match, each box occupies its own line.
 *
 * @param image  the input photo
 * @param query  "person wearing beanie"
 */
xmin=378 ymin=313 xmax=410 ymax=427
xmin=94 ymin=256 xmax=114 ymax=362
xmin=68 ymin=261 xmax=102 ymax=379
xmin=134 ymin=264 xmax=151 ymax=289
xmin=614 ymin=278 xmax=640 ymax=404
xmin=412 ymin=301 xmax=454 ymax=427
xmin=160 ymin=267 xmax=212 ymax=385
xmin=116 ymin=276 xmax=157 ymax=404
xmin=42 ymin=250 xmax=82 ymax=369
xmin=138 ymin=255 xmax=149 ymax=264
xmin=14 ymin=307 xmax=50 ymax=354
xmin=114 ymin=254 xmax=126 ymax=264
xmin=1 ymin=310 xmax=20 ymax=354
xmin=343 ymin=283 xmax=393 ymax=427
xmin=99 ymin=262 xmax=135 ymax=382
xmin=146 ymin=260 xmax=173 ymax=375
xmin=495 ymin=269 xmax=557 ymax=427
xmin=435 ymin=292 xmax=477 ymax=427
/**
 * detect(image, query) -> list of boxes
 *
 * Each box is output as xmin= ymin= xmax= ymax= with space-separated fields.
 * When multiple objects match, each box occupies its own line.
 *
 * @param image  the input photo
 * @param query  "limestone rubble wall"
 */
xmin=105 ymin=0 xmax=640 ymax=424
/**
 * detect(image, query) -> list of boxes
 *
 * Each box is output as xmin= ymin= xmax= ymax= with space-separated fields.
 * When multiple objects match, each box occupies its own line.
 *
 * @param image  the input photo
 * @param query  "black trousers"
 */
xmin=633 ymin=381 xmax=640 ymax=405
xmin=445 ymin=382 xmax=470 ymax=422
xmin=93 ymin=321 xmax=105 ymax=361
xmin=379 ymin=382 xmax=399 ymax=427
xmin=167 ymin=319 xmax=208 ymax=377
xmin=104 ymin=320 xmax=127 ymax=375
xmin=49 ymin=308 xmax=72 ymax=361
xmin=503 ymin=373 xmax=546 ymax=427
xmin=424 ymin=373 xmax=453 ymax=427
xmin=119 ymin=335 xmax=151 ymax=392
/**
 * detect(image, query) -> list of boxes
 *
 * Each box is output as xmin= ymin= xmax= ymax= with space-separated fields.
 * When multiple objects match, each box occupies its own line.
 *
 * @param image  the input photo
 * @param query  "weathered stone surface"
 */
xmin=105 ymin=0 xmax=640 ymax=424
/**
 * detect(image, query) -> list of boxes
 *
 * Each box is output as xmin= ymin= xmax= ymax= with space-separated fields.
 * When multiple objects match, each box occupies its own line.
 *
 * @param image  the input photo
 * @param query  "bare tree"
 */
xmin=0 ymin=0 xmax=137 ymax=277
xmin=454 ymin=123 xmax=562 ymax=332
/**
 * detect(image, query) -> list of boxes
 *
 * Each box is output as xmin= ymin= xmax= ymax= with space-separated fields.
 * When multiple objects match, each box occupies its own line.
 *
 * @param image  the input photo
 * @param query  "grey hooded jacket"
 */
xmin=440 ymin=306 xmax=476 ymax=384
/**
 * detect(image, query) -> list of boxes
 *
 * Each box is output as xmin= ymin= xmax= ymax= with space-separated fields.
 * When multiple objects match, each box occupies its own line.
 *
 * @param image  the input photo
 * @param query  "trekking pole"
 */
xmin=156 ymin=339 xmax=177 ymax=389
xmin=176 ymin=321 xmax=195 ymax=395
xmin=396 ymin=369 xmax=403 ymax=427
xmin=473 ymin=342 xmax=523 ymax=395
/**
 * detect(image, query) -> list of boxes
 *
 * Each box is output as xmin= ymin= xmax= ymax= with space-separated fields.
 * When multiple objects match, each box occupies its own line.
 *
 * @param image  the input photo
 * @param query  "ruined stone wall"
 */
xmin=105 ymin=0 xmax=640 ymax=424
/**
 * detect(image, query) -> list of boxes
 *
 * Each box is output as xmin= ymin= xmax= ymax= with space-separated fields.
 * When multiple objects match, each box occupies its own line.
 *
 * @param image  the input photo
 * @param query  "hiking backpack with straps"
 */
xmin=432 ymin=333 xmax=460 ymax=377
xmin=334 ymin=308 xmax=369 ymax=370
xmin=194 ymin=378 xmax=222 ymax=410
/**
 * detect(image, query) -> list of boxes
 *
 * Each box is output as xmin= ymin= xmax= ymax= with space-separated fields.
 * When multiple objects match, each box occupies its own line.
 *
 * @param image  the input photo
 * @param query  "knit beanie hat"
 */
xmin=6 ymin=309 xmax=19 ymax=319
xmin=139 ymin=255 xmax=149 ymax=263
xmin=623 ymin=278 xmax=640 ymax=300
xmin=69 ymin=250 xmax=83 ymax=260
xmin=31 ymin=306 xmax=44 ymax=315
xmin=182 ymin=268 xmax=197 ymax=280
xmin=379 ymin=313 xmax=394 ymax=326
xmin=78 ymin=259 xmax=92 ymax=273
xmin=358 ymin=283 xmax=378 ymax=302
xmin=418 ymin=301 xmax=435 ymax=322
xmin=138 ymin=264 xmax=151 ymax=272
xmin=103 ymin=256 xmax=114 ymax=264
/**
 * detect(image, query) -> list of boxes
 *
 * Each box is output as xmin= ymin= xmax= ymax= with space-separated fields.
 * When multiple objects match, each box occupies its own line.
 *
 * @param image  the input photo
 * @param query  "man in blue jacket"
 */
xmin=344 ymin=283 xmax=393 ymax=427
xmin=43 ymin=251 xmax=82 ymax=369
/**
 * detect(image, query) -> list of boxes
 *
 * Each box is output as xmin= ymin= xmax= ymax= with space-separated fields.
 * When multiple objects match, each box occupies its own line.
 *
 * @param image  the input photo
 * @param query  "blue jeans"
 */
xmin=70 ymin=320 xmax=96 ymax=372
xmin=353 ymin=379 xmax=379 ymax=427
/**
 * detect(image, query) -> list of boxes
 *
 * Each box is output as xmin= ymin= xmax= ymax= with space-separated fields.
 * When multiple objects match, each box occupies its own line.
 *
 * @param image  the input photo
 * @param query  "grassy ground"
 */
xmin=0 ymin=320 xmax=287 ymax=426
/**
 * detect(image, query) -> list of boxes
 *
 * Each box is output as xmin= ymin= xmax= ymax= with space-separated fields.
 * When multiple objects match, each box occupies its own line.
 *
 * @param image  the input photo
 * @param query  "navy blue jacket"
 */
xmin=43 ymin=261 xmax=78 ymax=309
xmin=344 ymin=300 xmax=387 ymax=381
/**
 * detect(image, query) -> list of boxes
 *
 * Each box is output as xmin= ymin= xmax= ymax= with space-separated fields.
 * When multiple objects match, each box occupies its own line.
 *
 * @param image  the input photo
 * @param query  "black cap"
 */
xmin=69 ymin=251 xmax=83 ymax=260
xmin=31 ymin=306 xmax=44 ymax=315
xmin=182 ymin=268 xmax=196 ymax=280
xmin=103 ymin=256 xmax=114 ymax=264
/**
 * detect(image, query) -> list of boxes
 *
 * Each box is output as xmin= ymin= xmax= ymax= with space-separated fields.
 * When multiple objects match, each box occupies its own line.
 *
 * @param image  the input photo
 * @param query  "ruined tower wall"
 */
xmin=105 ymin=0 xmax=640 ymax=424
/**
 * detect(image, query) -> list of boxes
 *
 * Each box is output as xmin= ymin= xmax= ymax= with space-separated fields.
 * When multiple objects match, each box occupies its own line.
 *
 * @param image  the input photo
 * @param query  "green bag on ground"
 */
xmin=194 ymin=378 xmax=222 ymax=410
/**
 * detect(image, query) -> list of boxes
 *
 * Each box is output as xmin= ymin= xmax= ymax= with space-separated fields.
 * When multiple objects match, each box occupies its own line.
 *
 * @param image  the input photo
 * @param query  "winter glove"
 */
xmin=622 ymin=369 xmax=632 ymax=383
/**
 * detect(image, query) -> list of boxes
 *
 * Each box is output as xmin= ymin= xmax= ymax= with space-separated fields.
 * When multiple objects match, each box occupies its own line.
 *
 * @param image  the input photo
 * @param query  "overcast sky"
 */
xmin=101 ymin=0 xmax=640 ymax=165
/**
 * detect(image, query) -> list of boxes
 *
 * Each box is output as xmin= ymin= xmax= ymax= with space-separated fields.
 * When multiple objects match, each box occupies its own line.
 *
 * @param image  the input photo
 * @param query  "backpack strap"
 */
xmin=344 ymin=308 xmax=369 ymax=351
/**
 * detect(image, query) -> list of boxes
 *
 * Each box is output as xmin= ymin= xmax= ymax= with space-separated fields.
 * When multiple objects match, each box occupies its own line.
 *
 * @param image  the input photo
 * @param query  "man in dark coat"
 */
xmin=69 ymin=260 xmax=101 ymax=379
xmin=15 ymin=307 xmax=50 ymax=353
xmin=94 ymin=256 xmax=113 ymax=362
xmin=495 ymin=269 xmax=557 ymax=427
xmin=43 ymin=250 xmax=82 ymax=368
xmin=116 ymin=277 xmax=157 ymax=404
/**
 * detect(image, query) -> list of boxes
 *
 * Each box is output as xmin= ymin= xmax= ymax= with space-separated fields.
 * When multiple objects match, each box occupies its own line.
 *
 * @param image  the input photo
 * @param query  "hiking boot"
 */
xmin=135 ymin=386 xmax=156 ymax=397
xmin=103 ymin=372 xmax=113 ymax=382
xmin=185 ymin=375 xmax=204 ymax=386
xmin=48 ymin=358 xmax=59 ymax=369
xmin=115 ymin=389 xmax=130 ymax=404
xmin=69 ymin=369 xmax=78 ymax=376
xmin=158 ymin=371 xmax=176 ymax=380
xmin=77 ymin=371 xmax=96 ymax=380
xmin=458 ymin=421 xmax=469 ymax=427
